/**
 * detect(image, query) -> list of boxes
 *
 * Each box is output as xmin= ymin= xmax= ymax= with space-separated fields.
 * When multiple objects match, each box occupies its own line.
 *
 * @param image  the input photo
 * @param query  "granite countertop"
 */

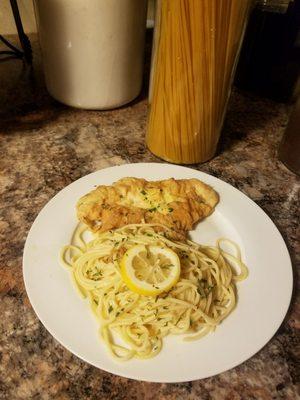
xmin=0 ymin=35 xmax=299 ymax=400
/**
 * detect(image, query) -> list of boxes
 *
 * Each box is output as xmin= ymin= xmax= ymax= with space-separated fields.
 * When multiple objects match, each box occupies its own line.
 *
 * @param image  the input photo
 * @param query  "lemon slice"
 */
xmin=120 ymin=245 xmax=181 ymax=296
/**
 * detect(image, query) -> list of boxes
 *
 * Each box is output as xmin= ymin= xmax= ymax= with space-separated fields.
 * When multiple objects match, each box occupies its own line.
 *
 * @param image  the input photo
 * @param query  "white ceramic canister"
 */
xmin=34 ymin=0 xmax=148 ymax=109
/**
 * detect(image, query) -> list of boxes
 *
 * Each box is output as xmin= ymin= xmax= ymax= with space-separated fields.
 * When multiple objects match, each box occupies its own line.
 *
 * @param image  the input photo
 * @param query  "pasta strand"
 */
xmin=60 ymin=223 xmax=248 ymax=360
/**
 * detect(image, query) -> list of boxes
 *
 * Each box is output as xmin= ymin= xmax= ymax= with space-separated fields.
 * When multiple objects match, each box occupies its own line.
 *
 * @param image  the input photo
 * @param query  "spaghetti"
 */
xmin=146 ymin=0 xmax=252 ymax=163
xmin=60 ymin=223 xmax=248 ymax=360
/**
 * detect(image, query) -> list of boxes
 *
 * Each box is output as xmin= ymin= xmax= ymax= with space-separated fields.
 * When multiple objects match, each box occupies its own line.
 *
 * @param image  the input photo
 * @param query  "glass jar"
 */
xmin=146 ymin=0 xmax=252 ymax=164
xmin=235 ymin=0 xmax=299 ymax=102
xmin=278 ymin=94 xmax=300 ymax=175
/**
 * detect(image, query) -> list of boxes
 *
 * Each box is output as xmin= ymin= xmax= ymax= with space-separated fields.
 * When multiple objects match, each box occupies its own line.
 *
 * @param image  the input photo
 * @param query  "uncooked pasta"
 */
xmin=147 ymin=0 xmax=252 ymax=164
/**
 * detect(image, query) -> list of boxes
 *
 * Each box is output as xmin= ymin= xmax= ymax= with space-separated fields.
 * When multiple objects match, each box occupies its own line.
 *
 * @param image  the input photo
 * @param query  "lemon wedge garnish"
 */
xmin=120 ymin=245 xmax=181 ymax=296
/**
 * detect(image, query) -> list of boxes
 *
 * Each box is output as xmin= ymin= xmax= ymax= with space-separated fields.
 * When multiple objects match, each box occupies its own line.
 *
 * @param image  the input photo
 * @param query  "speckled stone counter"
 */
xmin=0 ymin=36 xmax=299 ymax=400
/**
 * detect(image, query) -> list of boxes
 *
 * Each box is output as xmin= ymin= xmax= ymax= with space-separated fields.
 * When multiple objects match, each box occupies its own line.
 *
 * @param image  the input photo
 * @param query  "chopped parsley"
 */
xmin=141 ymin=190 xmax=146 ymax=195
xmin=168 ymin=207 xmax=174 ymax=212
xmin=207 ymin=284 xmax=215 ymax=294
xmin=197 ymin=278 xmax=214 ymax=297
xmin=197 ymin=284 xmax=206 ymax=298
xmin=108 ymin=305 xmax=113 ymax=313
xmin=94 ymin=270 xmax=103 ymax=277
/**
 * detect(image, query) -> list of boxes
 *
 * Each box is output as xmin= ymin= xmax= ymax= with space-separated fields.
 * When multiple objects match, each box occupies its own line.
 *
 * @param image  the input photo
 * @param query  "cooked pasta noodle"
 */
xmin=60 ymin=223 xmax=248 ymax=360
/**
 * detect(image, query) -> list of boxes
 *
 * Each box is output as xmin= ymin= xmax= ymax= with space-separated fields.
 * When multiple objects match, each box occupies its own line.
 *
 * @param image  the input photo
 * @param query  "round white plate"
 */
xmin=23 ymin=163 xmax=293 ymax=382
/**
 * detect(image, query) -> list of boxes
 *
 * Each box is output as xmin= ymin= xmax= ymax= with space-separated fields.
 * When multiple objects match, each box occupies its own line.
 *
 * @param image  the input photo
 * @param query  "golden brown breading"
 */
xmin=76 ymin=177 xmax=219 ymax=238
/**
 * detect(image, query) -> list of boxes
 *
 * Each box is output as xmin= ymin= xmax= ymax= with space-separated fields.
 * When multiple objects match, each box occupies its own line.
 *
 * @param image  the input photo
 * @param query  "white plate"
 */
xmin=23 ymin=163 xmax=293 ymax=382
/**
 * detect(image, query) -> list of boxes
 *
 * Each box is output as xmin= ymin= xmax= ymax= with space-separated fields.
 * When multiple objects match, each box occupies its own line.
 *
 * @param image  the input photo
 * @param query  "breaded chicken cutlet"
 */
xmin=76 ymin=177 xmax=219 ymax=239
